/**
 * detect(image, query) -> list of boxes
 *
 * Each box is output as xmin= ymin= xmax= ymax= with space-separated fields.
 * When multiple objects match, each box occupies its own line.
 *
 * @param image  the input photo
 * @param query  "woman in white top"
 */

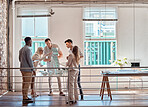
xmin=31 ymin=47 xmax=49 ymax=97
xmin=66 ymin=46 xmax=80 ymax=104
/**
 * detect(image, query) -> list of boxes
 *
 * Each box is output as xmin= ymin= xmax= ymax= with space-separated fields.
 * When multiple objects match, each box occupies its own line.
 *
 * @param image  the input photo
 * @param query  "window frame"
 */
xmin=83 ymin=7 xmax=118 ymax=66
xmin=21 ymin=17 xmax=49 ymax=65
xmin=21 ymin=17 xmax=49 ymax=38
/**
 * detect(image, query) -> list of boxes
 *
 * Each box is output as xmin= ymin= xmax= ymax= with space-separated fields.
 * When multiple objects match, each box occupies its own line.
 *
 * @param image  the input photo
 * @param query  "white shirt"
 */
xmin=44 ymin=44 xmax=61 ymax=73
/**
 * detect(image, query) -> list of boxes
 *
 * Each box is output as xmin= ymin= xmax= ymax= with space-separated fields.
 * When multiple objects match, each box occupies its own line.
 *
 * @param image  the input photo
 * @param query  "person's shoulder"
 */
xmin=33 ymin=53 xmax=39 ymax=56
xmin=20 ymin=46 xmax=27 ymax=51
xmin=19 ymin=47 xmax=23 ymax=51
xmin=52 ymin=44 xmax=58 ymax=47
xmin=19 ymin=47 xmax=23 ymax=53
xmin=26 ymin=46 xmax=31 ymax=50
xmin=44 ymin=46 xmax=47 ymax=49
xmin=32 ymin=53 xmax=39 ymax=59
xmin=24 ymin=46 xmax=31 ymax=53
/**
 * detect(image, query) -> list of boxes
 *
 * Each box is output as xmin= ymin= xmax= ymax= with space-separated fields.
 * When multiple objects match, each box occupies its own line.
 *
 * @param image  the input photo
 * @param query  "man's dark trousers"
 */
xmin=78 ymin=65 xmax=83 ymax=100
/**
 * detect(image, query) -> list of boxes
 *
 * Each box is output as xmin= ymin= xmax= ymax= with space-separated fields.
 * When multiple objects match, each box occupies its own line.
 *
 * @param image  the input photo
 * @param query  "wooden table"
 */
xmin=100 ymin=70 xmax=148 ymax=100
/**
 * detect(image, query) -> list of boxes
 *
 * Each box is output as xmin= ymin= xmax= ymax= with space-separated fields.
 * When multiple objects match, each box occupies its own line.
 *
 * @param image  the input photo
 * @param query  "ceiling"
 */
xmin=13 ymin=0 xmax=148 ymax=4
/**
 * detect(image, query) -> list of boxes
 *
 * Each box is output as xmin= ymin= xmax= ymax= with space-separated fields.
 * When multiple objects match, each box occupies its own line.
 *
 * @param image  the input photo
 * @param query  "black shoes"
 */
xmin=23 ymin=98 xmax=33 ymax=103
xmin=81 ymin=95 xmax=84 ymax=100
xmin=48 ymin=92 xmax=53 ymax=96
xmin=66 ymin=101 xmax=77 ymax=104
xmin=59 ymin=92 xmax=65 ymax=96
xmin=66 ymin=101 xmax=74 ymax=104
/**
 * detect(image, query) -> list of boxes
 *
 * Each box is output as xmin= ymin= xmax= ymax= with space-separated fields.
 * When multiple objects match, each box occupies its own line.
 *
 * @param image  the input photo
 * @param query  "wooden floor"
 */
xmin=1 ymin=90 xmax=148 ymax=106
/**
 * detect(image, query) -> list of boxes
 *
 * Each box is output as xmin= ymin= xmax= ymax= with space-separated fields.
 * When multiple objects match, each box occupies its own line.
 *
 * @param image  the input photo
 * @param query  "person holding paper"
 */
xmin=43 ymin=38 xmax=65 ymax=96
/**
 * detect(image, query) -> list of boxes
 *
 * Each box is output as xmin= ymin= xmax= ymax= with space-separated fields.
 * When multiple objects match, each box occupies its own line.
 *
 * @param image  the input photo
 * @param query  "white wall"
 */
xmin=49 ymin=6 xmax=148 ymax=67
xmin=117 ymin=6 xmax=148 ymax=66
xmin=50 ymin=7 xmax=83 ymax=64
xmin=9 ymin=5 xmax=23 ymax=91
xmin=12 ymin=5 xmax=148 ymax=91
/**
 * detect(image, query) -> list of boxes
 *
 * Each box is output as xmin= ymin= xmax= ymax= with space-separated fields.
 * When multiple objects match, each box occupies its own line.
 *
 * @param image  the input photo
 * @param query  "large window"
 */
xmin=83 ymin=7 xmax=117 ymax=65
xmin=22 ymin=17 xmax=48 ymax=37
xmin=21 ymin=17 xmax=48 ymax=65
xmin=85 ymin=21 xmax=116 ymax=39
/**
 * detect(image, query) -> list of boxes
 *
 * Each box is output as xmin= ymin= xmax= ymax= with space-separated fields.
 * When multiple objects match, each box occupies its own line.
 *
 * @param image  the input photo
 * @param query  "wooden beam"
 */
xmin=14 ymin=0 xmax=148 ymax=3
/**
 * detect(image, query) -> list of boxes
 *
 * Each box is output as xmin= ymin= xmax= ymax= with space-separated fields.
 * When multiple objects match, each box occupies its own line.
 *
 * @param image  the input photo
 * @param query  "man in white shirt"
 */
xmin=44 ymin=38 xmax=65 ymax=96
xmin=64 ymin=39 xmax=84 ymax=100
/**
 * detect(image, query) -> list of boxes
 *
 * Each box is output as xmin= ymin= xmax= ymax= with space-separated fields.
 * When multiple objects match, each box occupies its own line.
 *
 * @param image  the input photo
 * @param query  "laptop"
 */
xmin=131 ymin=62 xmax=140 ymax=67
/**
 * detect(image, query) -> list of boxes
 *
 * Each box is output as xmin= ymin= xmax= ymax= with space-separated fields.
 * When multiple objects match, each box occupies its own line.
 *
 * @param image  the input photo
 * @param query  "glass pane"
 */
xmin=84 ymin=41 xmax=116 ymax=65
xmin=85 ymin=21 xmax=116 ymax=38
xmin=84 ymin=7 xmax=117 ymax=19
xmin=22 ymin=18 xmax=34 ymax=37
xmin=101 ymin=12 xmax=116 ymax=19
xmin=100 ymin=21 xmax=116 ymax=37
xmin=35 ymin=17 xmax=48 ymax=37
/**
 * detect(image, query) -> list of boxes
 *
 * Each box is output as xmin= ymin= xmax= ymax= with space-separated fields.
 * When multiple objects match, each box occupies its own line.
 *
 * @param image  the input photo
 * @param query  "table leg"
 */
xmin=101 ymin=76 xmax=105 ymax=100
xmin=106 ymin=76 xmax=112 ymax=100
xmin=100 ymin=76 xmax=104 ymax=96
xmin=104 ymin=76 xmax=110 ymax=97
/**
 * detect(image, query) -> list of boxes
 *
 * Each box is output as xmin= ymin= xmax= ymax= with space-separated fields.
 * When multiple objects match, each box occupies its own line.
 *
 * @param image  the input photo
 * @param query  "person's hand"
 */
xmin=33 ymin=70 xmax=36 ymax=76
xmin=47 ymin=52 xmax=52 ymax=56
xmin=48 ymin=58 xmax=51 ymax=62
xmin=40 ymin=65 xmax=43 ymax=67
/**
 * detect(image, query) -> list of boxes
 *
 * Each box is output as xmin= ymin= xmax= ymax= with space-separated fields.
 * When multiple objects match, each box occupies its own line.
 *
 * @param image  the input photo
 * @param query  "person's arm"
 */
xmin=58 ymin=51 xmax=63 ymax=59
xmin=44 ymin=58 xmax=51 ymax=62
xmin=43 ymin=54 xmax=51 ymax=62
xmin=26 ymin=48 xmax=34 ymax=69
xmin=32 ymin=53 xmax=48 ymax=61
xmin=57 ymin=45 xmax=63 ymax=59
xmin=79 ymin=48 xmax=83 ymax=59
xmin=41 ymin=53 xmax=52 ymax=61
xmin=32 ymin=53 xmax=40 ymax=61
xmin=66 ymin=54 xmax=73 ymax=67
xmin=38 ymin=62 xmax=43 ymax=67
xmin=40 ymin=54 xmax=47 ymax=61
xmin=19 ymin=49 xmax=22 ymax=62
xmin=43 ymin=47 xmax=51 ymax=62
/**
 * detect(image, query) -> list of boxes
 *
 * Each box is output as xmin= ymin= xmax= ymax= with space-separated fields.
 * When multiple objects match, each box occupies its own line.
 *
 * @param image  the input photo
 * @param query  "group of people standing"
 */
xmin=19 ymin=37 xmax=83 ymax=104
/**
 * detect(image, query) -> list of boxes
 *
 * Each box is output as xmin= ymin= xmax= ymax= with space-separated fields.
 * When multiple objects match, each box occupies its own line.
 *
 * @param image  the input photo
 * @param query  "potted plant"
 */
xmin=109 ymin=57 xmax=129 ymax=69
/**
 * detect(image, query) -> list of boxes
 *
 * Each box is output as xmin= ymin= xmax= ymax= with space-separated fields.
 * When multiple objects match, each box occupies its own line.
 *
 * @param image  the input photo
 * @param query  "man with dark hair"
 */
xmin=45 ymin=38 xmax=51 ymax=42
xmin=64 ymin=39 xmax=73 ymax=44
xmin=24 ymin=37 xmax=32 ymax=44
xmin=64 ymin=39 xmax=84 ymax=100
xmin=19 ymin=37 xmax=34 ymax=103
xmin=43 ymin=38 xmax=65 ymax=96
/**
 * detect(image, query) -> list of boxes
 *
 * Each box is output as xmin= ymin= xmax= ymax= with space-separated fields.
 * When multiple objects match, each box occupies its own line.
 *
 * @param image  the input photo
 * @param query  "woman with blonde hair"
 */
xmin=31 ymin=47 xmax=50 ymax=97
xmin=66 ymin=46 xmax=80 ymax=104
